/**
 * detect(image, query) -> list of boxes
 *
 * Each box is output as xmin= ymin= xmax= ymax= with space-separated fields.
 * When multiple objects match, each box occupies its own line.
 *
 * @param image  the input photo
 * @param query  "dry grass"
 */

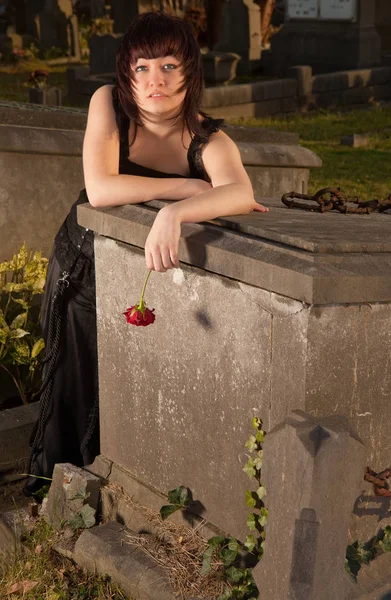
xmin=0 ymin=516 xmax=129 ymax=599
xmin=107 ymin=483 xmax=229 ymax=600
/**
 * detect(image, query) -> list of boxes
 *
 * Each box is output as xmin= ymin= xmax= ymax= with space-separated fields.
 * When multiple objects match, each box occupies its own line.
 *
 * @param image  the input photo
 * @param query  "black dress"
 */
xmin=25 ymin=88 xmax=222 ymax=495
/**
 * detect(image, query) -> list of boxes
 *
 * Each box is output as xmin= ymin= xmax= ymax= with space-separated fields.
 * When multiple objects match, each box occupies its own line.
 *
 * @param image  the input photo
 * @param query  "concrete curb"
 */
xmin=74 ymin=521 xmax=177 ymax=600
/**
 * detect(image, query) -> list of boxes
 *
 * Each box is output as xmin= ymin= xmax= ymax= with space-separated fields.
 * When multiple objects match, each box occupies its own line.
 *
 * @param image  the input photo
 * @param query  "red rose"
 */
xmin=123 ymin=305 xmax=155 ymax=327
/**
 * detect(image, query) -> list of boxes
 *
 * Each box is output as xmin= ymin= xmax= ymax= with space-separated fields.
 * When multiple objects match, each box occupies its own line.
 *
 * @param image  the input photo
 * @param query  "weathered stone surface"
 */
xmin=0 ymin=403 xmax=40 ymax=472
xmin=0 ymin=508 xmax=31 ymax=555
xmin=348 ymin=552 xmax=391 ymax=599
xmin=74 ymin=521 xmax=176 ymax=600
xmin=98 ymin=461 xmax=224 ymax=541
xmin=253 ymin=411 xmax=365 ymax=600
xmin=78 ymin=203 xmax=391 ymax=304
xmin=46 ymin=463 xmax=101 ymax=530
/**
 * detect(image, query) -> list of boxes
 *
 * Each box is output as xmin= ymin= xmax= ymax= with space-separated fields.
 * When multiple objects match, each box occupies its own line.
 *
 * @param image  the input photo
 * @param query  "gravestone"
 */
xmin=375 ymin=0 xmax=391 ymax=58
xmin=111 ymin=0 xmax=139 ymax=34
xmin=35 ymin=0 xmax=80 ymax=58
xmin=215 ymin=0 xmax=262 ymax=75
xmin=253 ymin=410 xmax=365 ymax=599
xmin=271 ymin=0 xmax=381 ymax=74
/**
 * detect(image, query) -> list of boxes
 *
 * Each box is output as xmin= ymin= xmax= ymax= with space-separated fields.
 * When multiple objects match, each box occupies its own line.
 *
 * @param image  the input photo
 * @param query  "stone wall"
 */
xmin=67 ymin=64 xmax=391 ymax=118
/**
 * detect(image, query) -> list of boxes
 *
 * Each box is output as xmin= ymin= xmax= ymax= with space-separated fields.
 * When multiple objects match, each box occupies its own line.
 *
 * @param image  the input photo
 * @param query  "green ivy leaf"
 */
xmin=245 ymin=435 xmax=257 ymax=452
xmin=252 ymin=417 xmax=262 ymax=430
xmin=225 ymin=565 xmax=246 ymax=583
xmin=80 ymin=504 xmax=96 ymax=528
xmin=68 ymin=513 xmax=84 ymax=531
xmin=167 ymin=486 xmax=192 ymax=508
xmin=10 ymin=313 xmax=27 ymax=330
xmin=244 ymin=534 xmax=256 ymax=552
xmin=245 ymin=490 xmax=257 ymax=508
xmin=243 ymin=458 xmax=256 ymax=479
xmin=160 ymin=504 xmax=181 ymax=521
xmin=219 ymin=538 xmax=239 ymax=567
xmin=255 ymin=430 xmax=265 ymax=444
xmin=254 ymin=456 xmax=263 ymax=470
xmin=256 ymin=486 xmax=267 ymax=500
xmin=247 ymin=513 xmax=257 ymax=531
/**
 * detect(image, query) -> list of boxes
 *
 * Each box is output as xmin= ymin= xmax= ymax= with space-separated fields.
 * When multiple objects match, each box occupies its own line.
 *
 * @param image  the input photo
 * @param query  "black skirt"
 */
xmin=25 ymin=249 xmax=99 ymax=492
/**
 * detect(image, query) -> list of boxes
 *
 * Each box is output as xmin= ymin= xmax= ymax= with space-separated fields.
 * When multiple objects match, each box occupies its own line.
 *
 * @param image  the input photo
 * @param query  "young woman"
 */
xmin=24 ymin=11 xmax=268 ymax=495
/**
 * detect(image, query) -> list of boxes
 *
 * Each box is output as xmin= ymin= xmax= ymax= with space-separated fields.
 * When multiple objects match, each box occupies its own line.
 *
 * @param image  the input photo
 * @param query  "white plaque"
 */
xmin=319 ymin=0 xmax=357 ymax=21
xmin=287 ymin=0 xmax=318 ymax=20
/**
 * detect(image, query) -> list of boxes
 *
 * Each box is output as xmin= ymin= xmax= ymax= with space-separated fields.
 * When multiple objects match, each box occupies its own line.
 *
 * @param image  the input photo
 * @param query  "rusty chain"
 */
xmin=281 ymin=188 xmax=391 ymax=214
xmin=364 ymin=466 xmax=391 ymax=497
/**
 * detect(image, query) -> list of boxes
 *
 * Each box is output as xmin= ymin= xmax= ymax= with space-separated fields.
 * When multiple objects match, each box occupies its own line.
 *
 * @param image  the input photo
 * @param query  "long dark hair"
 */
xmin=116 ymin=11 xmax=208 ymax=145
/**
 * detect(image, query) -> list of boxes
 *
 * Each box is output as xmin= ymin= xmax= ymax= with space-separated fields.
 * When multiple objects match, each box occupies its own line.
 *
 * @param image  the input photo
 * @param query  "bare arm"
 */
xmin=83 ymin=85 xmax=210 ymax=207
xmin=145 ymin=130 xmax=269 ymax=271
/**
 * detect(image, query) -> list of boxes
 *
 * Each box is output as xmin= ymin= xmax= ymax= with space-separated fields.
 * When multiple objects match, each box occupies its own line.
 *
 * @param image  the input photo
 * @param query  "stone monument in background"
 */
xmin=271 ymin=0 xmax=381 ymax=74
xmin=215 ymin=0 xmax=262 ymax=75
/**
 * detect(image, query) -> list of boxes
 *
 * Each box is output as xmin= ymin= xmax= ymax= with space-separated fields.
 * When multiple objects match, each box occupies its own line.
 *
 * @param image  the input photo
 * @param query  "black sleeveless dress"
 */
xmin=25 ymin=88 xmax=222 ymax=494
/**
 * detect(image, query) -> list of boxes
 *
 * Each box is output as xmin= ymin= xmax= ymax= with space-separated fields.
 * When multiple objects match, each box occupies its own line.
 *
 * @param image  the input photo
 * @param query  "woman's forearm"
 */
xmin=162 ymin=182 xmax=256 ymax=224
xmin=86 ymin=174 xmax=208 ymax=208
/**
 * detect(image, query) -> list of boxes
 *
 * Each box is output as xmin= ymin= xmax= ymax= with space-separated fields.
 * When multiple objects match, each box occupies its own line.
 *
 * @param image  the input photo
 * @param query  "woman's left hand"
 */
xmin=252 ymin=202 xmax=269 ymax=213
xmin=145 ymin=205 xmax=181 ymax=272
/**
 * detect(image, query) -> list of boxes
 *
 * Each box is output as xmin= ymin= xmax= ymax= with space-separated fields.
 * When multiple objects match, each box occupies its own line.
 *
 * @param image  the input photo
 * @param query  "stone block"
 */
xmin=0 ymin=508 xmax=31 ymax=556
xmin=74 ymin=521 xmax=176 ymax=600
xmin=288 ymin=65 xmax=313 ymax=97
xmin=341 ymin=134 xmax=370 ymax=148
xmin=253 ymin=411 xmax=365 ymax=599
xmin=46 ymin=463 xmax=101 ymax=530
xmin=0 ymin=403 xmax=40 ymax=472
xmin=89 ymin=34 xmax=122 ymax=75
xmin=202 ymin=51 xmax=241 ymax=85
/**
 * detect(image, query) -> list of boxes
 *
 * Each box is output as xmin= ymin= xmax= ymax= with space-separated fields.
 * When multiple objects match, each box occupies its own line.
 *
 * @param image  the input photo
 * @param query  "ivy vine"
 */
xmin=159 ymin=417 xmax=267 ymax=599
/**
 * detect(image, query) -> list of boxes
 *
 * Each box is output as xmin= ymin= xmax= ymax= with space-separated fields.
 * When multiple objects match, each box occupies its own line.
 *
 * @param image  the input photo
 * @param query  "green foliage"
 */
xmin=68 ymin=504 xmax=97 ymax=531
xmin=159 ymin=485 xmax=193 ymax=520
xmin=0 ymin=243 xmax=48 ymax=404
xmin=243 ymin=417 xmax=267 ymax=559
xmin=345 ymin=526 xmax=391 ymax=582
xmin=159 ymin=417 xmax=268 ymax=599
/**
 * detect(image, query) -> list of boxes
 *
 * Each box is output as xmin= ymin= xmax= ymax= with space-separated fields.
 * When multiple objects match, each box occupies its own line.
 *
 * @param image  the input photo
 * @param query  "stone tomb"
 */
xmin=78 ymin=199 xmax=391 ymax=548
xmin=271 ymin=0 xmax=382 ymax=74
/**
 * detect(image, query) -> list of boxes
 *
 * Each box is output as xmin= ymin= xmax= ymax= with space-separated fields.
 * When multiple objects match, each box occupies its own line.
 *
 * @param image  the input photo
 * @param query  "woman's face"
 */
xmin=132 ymin=55 xmax=186 ymax=119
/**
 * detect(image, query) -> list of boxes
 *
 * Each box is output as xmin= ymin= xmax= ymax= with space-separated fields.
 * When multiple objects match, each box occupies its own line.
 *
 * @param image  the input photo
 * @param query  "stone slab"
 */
xmin=0 ymin=403 xmax=40 ymax=472
xmin=0 ymin=124 xmax=84 ymax=156
xmin=78 ymin=203 xmax=391 ymax=304
xmin=74 ymin=521 xmax=176 ymax=600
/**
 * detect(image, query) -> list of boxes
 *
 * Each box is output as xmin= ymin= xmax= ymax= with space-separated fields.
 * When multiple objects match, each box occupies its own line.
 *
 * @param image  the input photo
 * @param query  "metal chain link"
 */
xmin=281 ymin=188 xmax=391 ymax=214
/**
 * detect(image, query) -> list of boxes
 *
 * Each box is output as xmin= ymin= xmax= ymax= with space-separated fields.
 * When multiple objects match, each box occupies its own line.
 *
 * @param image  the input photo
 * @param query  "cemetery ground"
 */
xmin=0 ymin=481 xmax=128 ymax=599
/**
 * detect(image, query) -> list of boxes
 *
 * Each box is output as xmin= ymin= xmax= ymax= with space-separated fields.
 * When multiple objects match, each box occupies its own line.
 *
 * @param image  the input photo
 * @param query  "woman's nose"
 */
xmin=148 ymin=67 xmax=165 ymax=87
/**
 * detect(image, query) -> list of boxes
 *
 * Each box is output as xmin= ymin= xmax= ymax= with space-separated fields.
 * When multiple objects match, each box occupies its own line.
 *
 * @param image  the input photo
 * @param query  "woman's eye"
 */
xmin=164 ymin=64 xmax=177 ymax=70
xmin=135 ymin=65 xmax=147 ymax=72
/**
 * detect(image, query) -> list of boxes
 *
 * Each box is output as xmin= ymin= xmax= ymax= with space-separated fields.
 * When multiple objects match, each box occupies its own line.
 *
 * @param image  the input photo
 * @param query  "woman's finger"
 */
xmin=253 ymin=202 xmax=269 ymax=213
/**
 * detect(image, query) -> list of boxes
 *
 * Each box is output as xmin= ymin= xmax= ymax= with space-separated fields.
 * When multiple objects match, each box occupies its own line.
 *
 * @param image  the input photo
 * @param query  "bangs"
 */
xmin=128 ymin=17 xmax=190 ymax=65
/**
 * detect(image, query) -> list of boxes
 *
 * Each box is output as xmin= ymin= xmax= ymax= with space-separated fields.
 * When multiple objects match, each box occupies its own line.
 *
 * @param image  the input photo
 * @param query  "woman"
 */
xmin=24 ymin=11 xmax=268 ymax=496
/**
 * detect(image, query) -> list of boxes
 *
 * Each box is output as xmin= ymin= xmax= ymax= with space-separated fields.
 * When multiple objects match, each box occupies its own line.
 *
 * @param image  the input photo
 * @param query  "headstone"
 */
xmin=215 ymin=0 xmax=262 ymax=75
xmin=111 ymin=0 xmax=139 ymax=34
xmin=271 ymin=0 xmax=381 ymax=74
xmin=375 ymin=0 xmax=391 ymax=58
xmin=34 ymin=0 xmax=80 ymax=57
xmin=253 ymin=410 xmax=366 ymax=599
